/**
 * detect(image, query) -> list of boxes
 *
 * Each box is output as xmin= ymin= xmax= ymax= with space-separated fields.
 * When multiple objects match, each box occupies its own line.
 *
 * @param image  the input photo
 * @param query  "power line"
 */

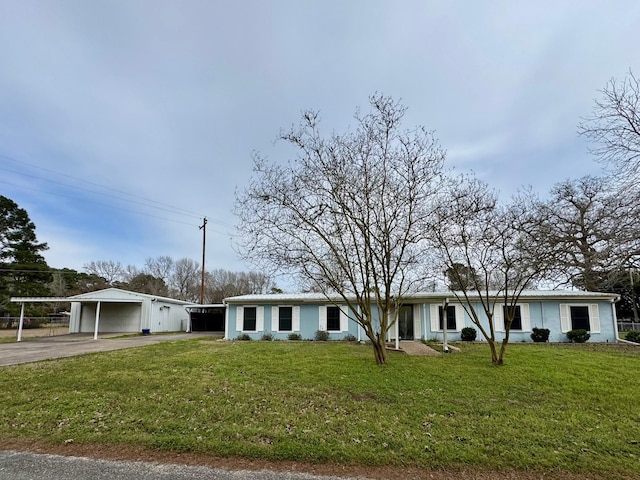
xmin=0 ymin=154 xmax=236 ymax=230
xmin=0 ymin=154 xmax=206 ymax=219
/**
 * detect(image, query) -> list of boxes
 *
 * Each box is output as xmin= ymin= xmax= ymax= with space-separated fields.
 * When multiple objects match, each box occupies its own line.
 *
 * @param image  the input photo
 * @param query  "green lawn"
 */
xmin=0 ymin=340 xmax=638 ymax=476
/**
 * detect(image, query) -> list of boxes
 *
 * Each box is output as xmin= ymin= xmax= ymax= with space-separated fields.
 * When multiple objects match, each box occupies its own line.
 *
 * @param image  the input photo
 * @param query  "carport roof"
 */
xmin=11 ymin=296 xmax=143 ymax=303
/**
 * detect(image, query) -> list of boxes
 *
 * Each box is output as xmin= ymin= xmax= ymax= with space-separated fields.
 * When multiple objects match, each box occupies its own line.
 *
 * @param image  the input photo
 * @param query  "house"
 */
xmin=12 ymin=288 xmax=192 ymax=339
xmin=224 ymin=290 xmax=620 ymax=343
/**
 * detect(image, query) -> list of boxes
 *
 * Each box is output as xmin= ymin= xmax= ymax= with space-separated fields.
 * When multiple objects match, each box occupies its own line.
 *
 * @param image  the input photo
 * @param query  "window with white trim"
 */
xmin=494 ymin=303 xmax=530 ymax=332
xmin=278 ymin=306 xmax=292 ymax=331
xmin=318 ymin=305 xmax=348 ymax=332
xmin=243 ymin=307 xmax=257 ymax=331
xmin=559 ymin=304 xmax=601 ymax=333
xmin=236 ymin=306 xmax=264 ymax=332
xmin=430 ymin=304 xmax=463 ymax=332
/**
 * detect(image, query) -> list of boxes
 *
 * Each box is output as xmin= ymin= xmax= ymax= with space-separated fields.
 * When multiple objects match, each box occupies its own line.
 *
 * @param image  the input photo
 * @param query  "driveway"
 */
xmin=0 ymin=333 xmax=217 ymax=367
xmin=0 ymin=450 xmax=353 ymax=480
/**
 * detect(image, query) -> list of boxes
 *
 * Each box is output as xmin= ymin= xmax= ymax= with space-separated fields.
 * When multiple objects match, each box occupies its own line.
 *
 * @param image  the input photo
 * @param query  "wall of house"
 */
xmin=421 ymin=300 xmax=618 ymax=343
xmin=226 ymin=303 xmax=360 ymax=340
xmin=225 ymin=298 xmax=618 ymax=343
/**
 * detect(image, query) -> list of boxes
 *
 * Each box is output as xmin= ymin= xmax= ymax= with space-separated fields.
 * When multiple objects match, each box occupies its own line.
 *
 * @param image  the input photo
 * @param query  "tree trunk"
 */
xmin=488 ymin=339 xmax=503 ymax=366
xmin=371 ymin=335 xmax=388 ymax=365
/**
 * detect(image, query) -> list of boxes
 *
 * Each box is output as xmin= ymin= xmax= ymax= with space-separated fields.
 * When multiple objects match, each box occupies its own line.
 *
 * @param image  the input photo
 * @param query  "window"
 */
xmin=243 ymin=307 xmax=257 ymax=331
xmin=438 ymin=305 xmax=457 ymax=331
xmin=504 ymin=305 xmax=522 ymax=331
xmin=560 ymin=304 xmax=600 ymax=333
xmin=570 ymin=306 xmax=590 ymax=331
xmin=279 ymin=306 xmax=292 ymax=331
xmin=327 ymin=306 xmax=341 ymax=331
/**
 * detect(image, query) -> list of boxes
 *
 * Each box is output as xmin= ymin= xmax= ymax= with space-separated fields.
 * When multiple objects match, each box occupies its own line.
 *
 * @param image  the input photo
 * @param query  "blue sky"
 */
xmin=1 ymin=1 xmax=638 ymax=288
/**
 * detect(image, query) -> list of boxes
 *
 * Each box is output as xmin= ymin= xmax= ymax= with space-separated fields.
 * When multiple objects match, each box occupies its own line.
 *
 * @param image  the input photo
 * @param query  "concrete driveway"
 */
xmin=0 ymin=333 xmax=217 ymax=367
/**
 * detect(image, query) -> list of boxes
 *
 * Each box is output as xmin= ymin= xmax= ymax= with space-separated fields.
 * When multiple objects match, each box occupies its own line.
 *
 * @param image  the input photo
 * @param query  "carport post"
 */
xmin=93 ymin=301 xmax=101 ymax=340
xmin=17 ymin=303 xmax=25 ymax=342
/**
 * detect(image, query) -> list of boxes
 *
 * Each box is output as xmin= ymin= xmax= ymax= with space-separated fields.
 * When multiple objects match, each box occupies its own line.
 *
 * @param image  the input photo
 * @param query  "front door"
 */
xmin=399 ymin=304 xmax=414 ymax=340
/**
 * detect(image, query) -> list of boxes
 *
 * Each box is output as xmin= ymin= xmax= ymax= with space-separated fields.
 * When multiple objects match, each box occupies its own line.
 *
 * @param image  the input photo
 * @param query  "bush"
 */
xmin=343 ymin=334 xmax=357 ymax=342
xmin=566 ymin=329 xmax=590 ymax=343
xmin=236 ymin=333 xmax=252 ymax=341
xmin=314 ymin=330 xmax=329 ymax=341
xmin=460 ymin=327 xmax=477 ymax=341
xmin=288 ymin=333 xmax=302 ymax=341
xmin=625 ymin=330 xmax=640 ymax=343
xmin=530 ymin=327 xmax=550 ymax=343
xmin=260 ymin=333 xmax=274 ymax=341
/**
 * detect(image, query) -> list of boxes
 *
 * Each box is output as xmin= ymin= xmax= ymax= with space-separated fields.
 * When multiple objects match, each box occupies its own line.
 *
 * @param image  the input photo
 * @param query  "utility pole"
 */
xmin=199 ymin=218 xmax=207 ymax=304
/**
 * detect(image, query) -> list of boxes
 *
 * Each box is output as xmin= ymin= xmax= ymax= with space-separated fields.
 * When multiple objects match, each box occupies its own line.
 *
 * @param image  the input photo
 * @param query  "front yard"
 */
xmin=0 ymin=340 xmax=638 ymax=478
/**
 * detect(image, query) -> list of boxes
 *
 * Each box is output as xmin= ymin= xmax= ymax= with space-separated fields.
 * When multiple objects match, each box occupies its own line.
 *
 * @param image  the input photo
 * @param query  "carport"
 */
xmin=11 ymin=288 xmax=191 ymax=341
xmin=184 ymin=304 xmax=226 ymax=332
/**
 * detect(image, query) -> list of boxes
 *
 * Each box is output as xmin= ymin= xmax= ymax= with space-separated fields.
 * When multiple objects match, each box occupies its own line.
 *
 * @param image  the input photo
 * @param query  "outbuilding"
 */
xmin=12 ymin=288 xmax=191 ymax=340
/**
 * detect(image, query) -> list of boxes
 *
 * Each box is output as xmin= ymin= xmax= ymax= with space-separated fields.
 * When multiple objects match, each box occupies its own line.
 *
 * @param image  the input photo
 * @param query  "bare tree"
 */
xmin=83 ymin=260 xmax=125 ymax=285
xmin=432 ymin=177 xmax=550 ymax=365
xmin=169 ymin=257 xmax=201 ymax=302
xmin=205 ymin=269 xmax=274 ymax=303
xmin=535 ymin=176 xmax=640 ymax=291
xmin=144 ymin=256 xmax=174 ymax=283
xmin=236 ymin=95 xmax=446 ymax=364
xmin=579 ymin=70 xmax=640 ymax=179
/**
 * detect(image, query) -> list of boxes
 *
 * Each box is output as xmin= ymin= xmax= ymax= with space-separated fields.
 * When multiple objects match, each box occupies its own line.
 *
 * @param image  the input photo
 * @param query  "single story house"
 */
xmin=12 ymin=288 xmax=191 ymax=340
xmin=224 ymin=290 xmax=620 ymax=343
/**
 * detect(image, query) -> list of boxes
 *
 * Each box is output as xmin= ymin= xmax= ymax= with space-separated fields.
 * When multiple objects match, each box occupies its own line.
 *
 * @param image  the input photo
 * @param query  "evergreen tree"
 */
xmin=0 ymin=196 xmax=51 ymax=316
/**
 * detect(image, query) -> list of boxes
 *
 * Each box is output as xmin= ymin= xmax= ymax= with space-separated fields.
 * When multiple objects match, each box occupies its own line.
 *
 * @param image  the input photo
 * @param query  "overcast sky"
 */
xmin=1 ymin=1 xmax=638 ymax=289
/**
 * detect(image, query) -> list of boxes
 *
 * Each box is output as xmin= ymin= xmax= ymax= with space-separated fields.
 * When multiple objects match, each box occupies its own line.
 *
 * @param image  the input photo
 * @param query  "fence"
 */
xmin=617 ymin=321 xmax=640 ymax=332
xmin=0 ymin=316 xmax=70 ymax=336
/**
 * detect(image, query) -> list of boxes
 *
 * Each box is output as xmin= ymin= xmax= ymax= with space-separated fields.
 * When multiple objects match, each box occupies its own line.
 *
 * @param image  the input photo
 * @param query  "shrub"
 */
xmin=236 ymin=333 xmax=252 ymax=341
xmin=530 ymin=327 xmax=550 ymax=343
xmin=314 ymin=330 xmax=329 ymax=341
xmin=566 ymin=329 xmax=590 ymax=343
xmin=288 ymin=333 xmax=302 ymax=341
xmin=460 ymin=327 xmax=477 ymax=341
xmin=625 ymin=330 xmax=640 ymax=343
xmin=260 ymin=333 xmax=274 ymax=341
xmin=343 ymin=334 xmax=357 ymax=342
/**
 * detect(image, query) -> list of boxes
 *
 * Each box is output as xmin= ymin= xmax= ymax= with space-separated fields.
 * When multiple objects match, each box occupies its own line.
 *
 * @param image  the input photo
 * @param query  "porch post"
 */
xmin=17 ymin=303 xmax=25 ymax=342
xmin=442 ymin=298 xmax=449 ymax=353
xmin=93 ymin=301 xmax=101 ymax=340
xmin=394 ymin=310 xmax=400 ymax=350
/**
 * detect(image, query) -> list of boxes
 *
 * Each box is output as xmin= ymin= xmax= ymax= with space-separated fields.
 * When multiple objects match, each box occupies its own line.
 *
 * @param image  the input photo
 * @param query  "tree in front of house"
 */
xmin=0 ymin=195 xmax=51 ymax=317
xmin=236 ymin=95 xmax=446 ymax=364
xmin=432 ymin=177 xmax=551 ymax=365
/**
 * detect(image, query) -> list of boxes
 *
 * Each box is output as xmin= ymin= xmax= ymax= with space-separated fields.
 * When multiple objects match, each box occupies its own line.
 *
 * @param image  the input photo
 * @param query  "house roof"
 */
xmin=224 ymin=289 xmax=620 ymax=304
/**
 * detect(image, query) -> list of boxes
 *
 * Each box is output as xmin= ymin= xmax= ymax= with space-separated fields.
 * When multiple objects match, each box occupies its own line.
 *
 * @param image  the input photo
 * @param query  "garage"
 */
xmin=12 ymin=288 xmax=192 ymax=339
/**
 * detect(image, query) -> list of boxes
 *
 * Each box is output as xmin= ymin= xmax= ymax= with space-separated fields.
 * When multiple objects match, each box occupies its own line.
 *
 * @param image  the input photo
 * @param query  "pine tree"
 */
xmin=0 ymin=196 xmax=51 ymax=316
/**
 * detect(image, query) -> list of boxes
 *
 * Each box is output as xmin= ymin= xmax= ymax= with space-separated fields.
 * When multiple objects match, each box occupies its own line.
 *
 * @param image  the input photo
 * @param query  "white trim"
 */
xmin=273 ymin=305 xmax=298 ymax=333
xmin=495 ymin=303 xmax=531 ymax=332
xmin=237 ymin=305 xmax=263 ymax=332
xmin=430 ymin=303 xmax=462 ymax=332
xmin=560 ymin=303 xmax=600 ymax=333
xmin=318 ymin=305 xmax=327 ymax=331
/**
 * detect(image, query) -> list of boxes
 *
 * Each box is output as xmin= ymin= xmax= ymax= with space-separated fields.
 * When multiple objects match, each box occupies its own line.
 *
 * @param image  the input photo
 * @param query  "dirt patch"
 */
xmin=0 ymin=325 xmax=69 ymax=339
xmin=0 ymin=439 xmax=625 ymax=480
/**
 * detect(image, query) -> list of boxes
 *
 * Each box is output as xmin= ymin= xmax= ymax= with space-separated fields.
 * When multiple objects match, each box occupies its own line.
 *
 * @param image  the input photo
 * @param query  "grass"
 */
xmin=0 ymin=340 xmax=639 ymax=476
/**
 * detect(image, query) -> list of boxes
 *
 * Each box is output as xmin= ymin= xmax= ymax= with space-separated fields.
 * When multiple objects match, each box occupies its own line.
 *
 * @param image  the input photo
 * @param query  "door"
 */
xmin=399 ymin=304 xmax=414 ymax=340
